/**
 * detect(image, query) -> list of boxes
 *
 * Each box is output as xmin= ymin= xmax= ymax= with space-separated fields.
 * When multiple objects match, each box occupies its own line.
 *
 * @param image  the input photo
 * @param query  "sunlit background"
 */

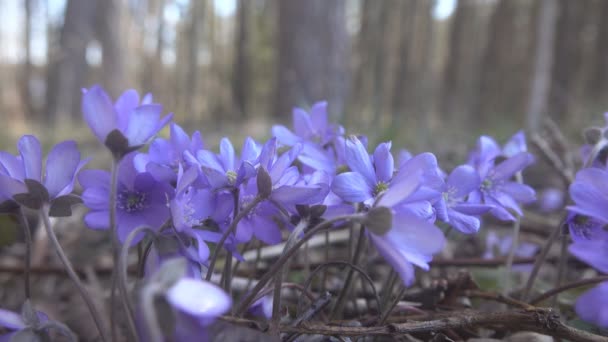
xmin=0 ymin=0 xmax=605 ymax=155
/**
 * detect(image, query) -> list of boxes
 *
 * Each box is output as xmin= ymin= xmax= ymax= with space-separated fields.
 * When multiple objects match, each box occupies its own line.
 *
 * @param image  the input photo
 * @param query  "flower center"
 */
xmin=117 ymin=191 xmax=147 ymax=212
xmin=226 ymin=170 xmax=237 ymax=185
xmin=481 ymin=178 xmax=493 ymax=191
xmin=374 ymin=181 xmax=388 ymax=196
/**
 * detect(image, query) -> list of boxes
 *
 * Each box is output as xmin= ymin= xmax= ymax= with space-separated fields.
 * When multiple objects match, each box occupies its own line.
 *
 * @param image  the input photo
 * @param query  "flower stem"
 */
xmin=39 ymin=206 xmax=109 ymax=342
xmin=235 ymin=214 xmax=363 ymax=316
xmin=503 ymin=171 xmax=524 ymax=296
xmin=270 ymin=220 xmax=309 ymax=334
xmin=120 ymin=226 xmax=157 ymax=340
xmin=108 ymin=158 xmax=120 ymax=340
xmin=330 ymin=224 xmax=366 ymax=319
xmin=17 ymin=207 xmax=32 ymax=299
xmin=205 ymin=195 xmax=263 ymax=281
xmin=521 ymin=218 xmax=563 ymax=301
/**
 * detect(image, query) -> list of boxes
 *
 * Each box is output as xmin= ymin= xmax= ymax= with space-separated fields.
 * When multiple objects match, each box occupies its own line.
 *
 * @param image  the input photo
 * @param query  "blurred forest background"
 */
xmin=1 ymin=0 xmax=608 ymax=153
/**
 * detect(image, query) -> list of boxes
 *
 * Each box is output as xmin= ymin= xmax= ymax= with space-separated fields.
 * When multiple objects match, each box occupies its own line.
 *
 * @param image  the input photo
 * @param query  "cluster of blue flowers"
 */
xmin=21 ymin=84 xmax=608 ymax=340
xmin=566 ymin=114 xmax=608 ymax=329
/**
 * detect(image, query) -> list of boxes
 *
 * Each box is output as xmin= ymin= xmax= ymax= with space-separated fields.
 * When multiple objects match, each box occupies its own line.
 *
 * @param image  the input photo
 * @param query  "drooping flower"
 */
xmin=81 ymin=85 xmax=173 ymax=156
xmin=79 ymin=153 xmax=173 ymax=244
xmin=0 ymin=135 xmax=88 ymax=214
xmin=434 ymin=165 xmax=492 ymax=234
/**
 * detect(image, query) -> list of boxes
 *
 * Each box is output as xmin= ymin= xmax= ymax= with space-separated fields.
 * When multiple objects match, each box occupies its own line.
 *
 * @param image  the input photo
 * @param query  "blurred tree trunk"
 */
xmin=141 ymin=0 xmax=165 ymax=98
xmin=390 ymin=0 xmax=417 ymax=120
xmin=588 ymin=0 xmax=608 ymax=104
xmin=526 ymin=0 xmax=559 ymax=132
xmin=21 ymin=0 xmax=34 ymax=118
xmin=440 ymin=0 xmax=488 ymax=129
xmin=95 ymin=0 xmax=126 ymax=99
xmin=349 ymin=0 xmax=390 ymax=127
xmin=232 ymin=0 xmax=250 ymax=118
xmin=476 ymin=0 xmax=536 ymax=125
xmin=185 ymin=0 xmax=204 ymax=114
xmin=275 ymin=0 xmax=349 ymax=120
xmin=45 ymin=0 xmax=96 ymax=123
xmin=547 ymin=0 xmax=589 ymax=122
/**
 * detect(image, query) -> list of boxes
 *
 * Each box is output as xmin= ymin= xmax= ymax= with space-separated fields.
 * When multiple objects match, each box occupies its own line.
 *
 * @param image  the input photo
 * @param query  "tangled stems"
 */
xmin=17 ymin=207 xmax=32 ymax=299
xmin=39 ymin=205 xmax=109 ymax=342
xmin=330 ymin=224 xmax=366 ymax=319
xmin=205 ymin=195 xmax=264 ymax=281
xmin=235 ymin=214 xmax=365 ymax=316
xmin=270 ymin=219 xmax=309 ymax=333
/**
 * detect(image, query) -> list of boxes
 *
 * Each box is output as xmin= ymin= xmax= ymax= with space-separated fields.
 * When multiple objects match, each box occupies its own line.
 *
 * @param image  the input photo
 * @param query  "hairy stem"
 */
xmin=17 ymin=207 xmax=32 ymax=299
xmin=39 ymin=207 xmax=108 ymax=342
xmin=108 ymin=159 xmax=120 ymax=340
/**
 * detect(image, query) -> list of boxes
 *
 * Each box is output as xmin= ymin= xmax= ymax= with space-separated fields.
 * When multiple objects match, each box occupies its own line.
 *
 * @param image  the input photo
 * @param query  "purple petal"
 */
xmin=447 ymin=165 xmax=480 ymax=198
xmin=0 ymin=173 xmax=27 ymax=199
xmin=252 ymin=214 xmax=283 ymax=244
xmin=18 ymin=135 xmax=42 ymax=182
xmin=368 ymin=233 xmax=416 ymax=286
xmin=447 ymin=208 xmax=480 ymax=234
xmin=241 ymin=137 xmax=260 ymax=163
xmin=0 ymin=152 xmax=24 ymax=180
xmin=114 ymin=89 xmax=139 ymax=131
xmin=331 ymin=172 xmax=372 ymax=203
xmin=219 ymin=138 xmax=236 ymax=171
xmin=451 ymin=203 xmax=493 ymax=215
xmin=575 ymin=282 xmax=608 ymax=328
xmin=569 ymin=240 xmax=608 ymax=273
xmin=44 ymin=140 xmax=81 ymax=198
xmin=272 ymin=125 xmax=301 ymax=146
xmin=170 ymin=123 xmax=191 ymax=154
xmin=166 ymin=278 xmax=231 ymax=322
xmin=491 ymin=152 xmax=535 ymax=181
xmin=0 ymin=308 xmax=24 ymax=330
xmin=272 ymin=185 xmax=327 ymax=205
xmin=84 ymin=210 xmax=110 ymax=230
xmin=310 ymin=101 xmax=328 ymax=134
xmin=379 ymin=172 xmax=421 ymax=208
xmin=373 ymin=142 xmax=394 ymax=183
xmin=503 ymin=130 xmax=527 ymax=157
xmin=124 ymin=104 xmax=163 ymax=146
xmin=501 ymin=182 xmax=536 ymax=204
xmin=345 ymin=136 xmax=376 ymax=187
xmin=82 ymin=85 xmax=118 ymax=143
xmin=293 ymin=108 xmax=313 ymax=138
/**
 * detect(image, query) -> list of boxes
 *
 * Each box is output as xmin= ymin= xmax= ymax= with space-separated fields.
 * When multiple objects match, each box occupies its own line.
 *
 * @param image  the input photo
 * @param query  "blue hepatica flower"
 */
xmin=467 ymin=136 xmax=536 ymax=221
xmin=272 ymin=102 xmax=345 ymax=174
xmin=79 ymin=153 xmax=173 ymax=244
xmin=82 ymin=85 xmax=172 ymax=150
xmin=0 ymin=306 xmax=49 ymax=341
xmin=435 ymin=165 xmax=492 ymax=234
xmin=567 ymin=165 xmax=608 ymax=327
xmin=0 ymin=135 xmax=88 ymax=208
xmin=234 ymin=138 xmax=329 ymax=244
xmin=134 ymin=123 xmax=204 ymax=183
xmin=170 ymin=166 xmax=230 ymax=262
xmin=331 ymin=136 xmax=445 ymax=286
xmin=192 ymin=136 xmax=260 ymax=190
